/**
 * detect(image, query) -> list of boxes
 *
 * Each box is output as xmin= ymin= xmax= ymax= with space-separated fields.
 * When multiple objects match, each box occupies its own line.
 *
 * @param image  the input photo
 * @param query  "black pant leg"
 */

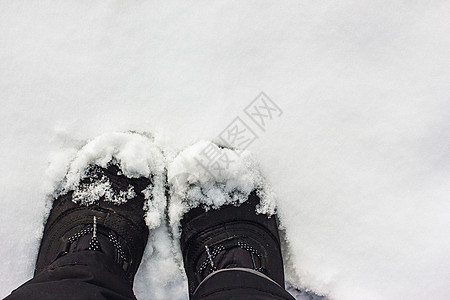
xmin=5 ymin=251 xmax=137 ymax=300
xmin=193 ymin=268 xmax=295 ymax=300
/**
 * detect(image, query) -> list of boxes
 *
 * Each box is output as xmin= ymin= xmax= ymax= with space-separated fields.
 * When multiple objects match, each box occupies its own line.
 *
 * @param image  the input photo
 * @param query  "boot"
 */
xmin=180 ymin=191 xmax=285 ymax=296
xmin=35 ymin=162 xmax=150 ymax=285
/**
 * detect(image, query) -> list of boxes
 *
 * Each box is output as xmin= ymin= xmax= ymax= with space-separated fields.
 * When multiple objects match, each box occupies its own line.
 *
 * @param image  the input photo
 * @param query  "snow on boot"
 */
xmin=35 ymin=132 xmax=166 ymax=285
xmin=168 ymin=141 xmax=283 ymax=296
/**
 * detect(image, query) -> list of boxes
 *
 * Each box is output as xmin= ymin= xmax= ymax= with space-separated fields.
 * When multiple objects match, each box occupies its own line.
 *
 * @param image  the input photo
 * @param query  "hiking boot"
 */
xmin=35 ymin=162 xmax=151 ymax=284
xmin=180 ymin=191 xmax=285 ymax=296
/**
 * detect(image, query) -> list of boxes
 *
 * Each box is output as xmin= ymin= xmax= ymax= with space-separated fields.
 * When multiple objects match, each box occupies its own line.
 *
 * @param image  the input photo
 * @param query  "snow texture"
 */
xmin=168 ymin=141 xmax=276 ymax=236
xmin=1 ymin=1 xmax=450 ymax=300
xmin=62 ymin=132 xmax=166 ymax=229
xmin=72 ymin=172 xmax=137 ymax=206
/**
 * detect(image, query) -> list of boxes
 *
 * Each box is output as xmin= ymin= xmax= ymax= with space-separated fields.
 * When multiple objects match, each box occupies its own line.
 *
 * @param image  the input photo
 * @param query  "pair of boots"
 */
xmin=7 ymin=140 xmax=293 ymax=300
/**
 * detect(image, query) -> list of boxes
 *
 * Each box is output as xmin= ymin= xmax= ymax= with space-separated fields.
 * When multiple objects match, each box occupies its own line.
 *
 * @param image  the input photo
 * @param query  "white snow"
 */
xmin=72 ymin=173 xmax=137 ymax=206
xmin=1 ymin=1 xmax=450 ymax=300
xmin=167 ymin=141 xmax=277 ymax=266
xmin=167 ymin=140 xmax=276 ymax=221
xmin=62 ymin=132 xmax=166 ymax=229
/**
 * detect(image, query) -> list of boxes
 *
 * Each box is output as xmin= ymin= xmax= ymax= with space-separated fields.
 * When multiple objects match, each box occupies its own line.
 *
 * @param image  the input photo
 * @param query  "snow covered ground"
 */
xmin=1 ymin=1 xmax=449 ymax=299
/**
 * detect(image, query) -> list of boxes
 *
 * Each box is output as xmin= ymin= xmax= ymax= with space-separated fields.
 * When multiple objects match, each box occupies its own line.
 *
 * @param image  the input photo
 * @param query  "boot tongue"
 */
xmin=212 ymin=246 xmax=254 ymax=269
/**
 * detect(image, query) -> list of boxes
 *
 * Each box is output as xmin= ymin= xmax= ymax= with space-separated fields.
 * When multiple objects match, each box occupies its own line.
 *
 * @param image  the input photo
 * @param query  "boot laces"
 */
xmin=67 ymin=216 xmax=128 ymax=262
xmin=198 ymin=241 xmax=264 ymax=276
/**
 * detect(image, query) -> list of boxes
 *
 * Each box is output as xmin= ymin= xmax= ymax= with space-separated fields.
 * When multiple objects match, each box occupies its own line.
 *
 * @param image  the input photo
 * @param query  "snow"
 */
xmin=72 ymin=171 xmax=137 ymax=206
xmin=1 ymin=1 xmax=450 ymax=300
xmin=62 ymin=132 xmax=166 ymax=228
xmin=167 ymin=140 xmax=276 ymax=221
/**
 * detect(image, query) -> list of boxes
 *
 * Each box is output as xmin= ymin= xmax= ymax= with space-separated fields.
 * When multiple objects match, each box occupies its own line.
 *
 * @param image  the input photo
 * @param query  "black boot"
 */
xmin=35 ymin=162 xmax=151 ymax=285
xmin=180 ymin=191 xmax=285 ymax=296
